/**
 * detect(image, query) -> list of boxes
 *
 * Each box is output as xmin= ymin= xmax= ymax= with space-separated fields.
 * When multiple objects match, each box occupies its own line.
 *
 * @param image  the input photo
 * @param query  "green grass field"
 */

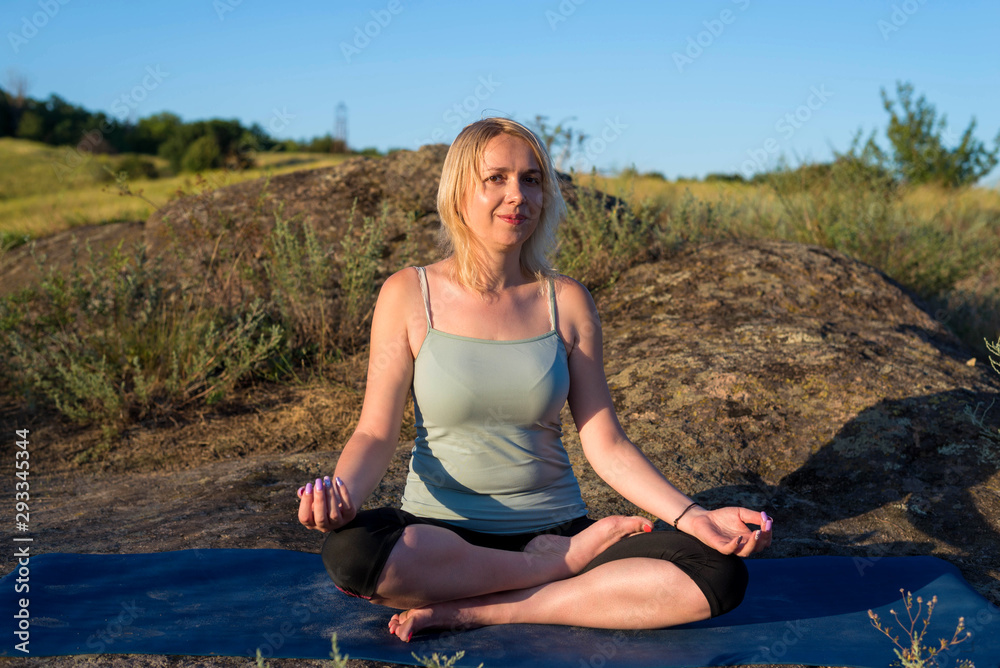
xmin=0 ymin=137 xmax=352 ymax=242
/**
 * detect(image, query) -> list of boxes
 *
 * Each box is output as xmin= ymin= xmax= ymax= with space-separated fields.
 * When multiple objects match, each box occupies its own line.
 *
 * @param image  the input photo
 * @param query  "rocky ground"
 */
xmin=1 ymin=148 xmax=998 ymax=668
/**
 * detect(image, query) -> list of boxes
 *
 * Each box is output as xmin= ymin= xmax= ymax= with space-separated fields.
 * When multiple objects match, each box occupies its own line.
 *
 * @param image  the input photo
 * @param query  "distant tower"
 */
xmin=334 ymin=102 xmax=348 ymax=149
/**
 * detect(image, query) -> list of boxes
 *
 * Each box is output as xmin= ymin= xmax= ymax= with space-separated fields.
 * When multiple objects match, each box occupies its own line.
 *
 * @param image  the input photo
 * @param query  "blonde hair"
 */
xmin=436 ymin=117 xmax=567 ymax=293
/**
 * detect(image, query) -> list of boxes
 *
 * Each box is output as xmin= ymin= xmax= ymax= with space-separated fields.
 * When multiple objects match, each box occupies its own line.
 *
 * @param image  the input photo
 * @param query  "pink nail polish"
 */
xmin=297 ymin=486 xmax=306 ymax=498
xmin=305 ymin=483 xmax=313 ymax=494
xmin=643 ymin=524 xmax=653 ymax=533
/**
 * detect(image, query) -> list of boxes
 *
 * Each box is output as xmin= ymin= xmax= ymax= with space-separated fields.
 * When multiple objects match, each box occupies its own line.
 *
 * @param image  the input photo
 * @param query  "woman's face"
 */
xmin=461 ymin=133 xmax=544 ymax=255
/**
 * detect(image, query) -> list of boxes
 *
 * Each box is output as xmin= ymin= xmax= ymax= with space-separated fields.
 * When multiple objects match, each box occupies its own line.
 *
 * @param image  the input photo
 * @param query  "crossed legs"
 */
xmin=353 ymin=515 xmax=716 ymax=642
xmin=386 ymin=555 xmax=711 ymax=641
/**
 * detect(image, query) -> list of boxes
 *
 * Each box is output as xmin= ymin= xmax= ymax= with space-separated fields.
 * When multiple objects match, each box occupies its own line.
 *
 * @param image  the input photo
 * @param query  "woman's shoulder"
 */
xmin=375 ymin=266 xmax=427 ymax=315
xmin=551 ymin=273 xmax=601 ymax=354
xmin=551 ymin=273 xmax=597 ymax=312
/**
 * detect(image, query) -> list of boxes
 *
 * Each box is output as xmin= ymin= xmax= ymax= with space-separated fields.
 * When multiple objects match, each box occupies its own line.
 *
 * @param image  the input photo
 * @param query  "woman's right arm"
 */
xmin=298 ymin=269 xmax=420 ymax=532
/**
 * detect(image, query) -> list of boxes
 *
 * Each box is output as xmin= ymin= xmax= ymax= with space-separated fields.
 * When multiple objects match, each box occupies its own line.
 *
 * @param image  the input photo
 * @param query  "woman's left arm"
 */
xmin=559 ymin=278 xmax=772 ymax=557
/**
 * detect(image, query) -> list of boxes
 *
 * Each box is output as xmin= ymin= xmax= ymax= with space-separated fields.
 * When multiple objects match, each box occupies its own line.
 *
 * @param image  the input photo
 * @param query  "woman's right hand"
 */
xmin=297 ymin=476 xmax=356 ymax=532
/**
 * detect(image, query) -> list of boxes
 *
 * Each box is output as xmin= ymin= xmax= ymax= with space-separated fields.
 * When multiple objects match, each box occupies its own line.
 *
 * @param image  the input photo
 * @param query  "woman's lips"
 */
xmin=499 ymin=215 xmax=526 ymax=224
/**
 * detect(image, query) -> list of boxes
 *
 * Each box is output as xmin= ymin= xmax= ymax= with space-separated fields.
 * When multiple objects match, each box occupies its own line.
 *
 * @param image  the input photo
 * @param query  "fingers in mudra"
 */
xmin=296 ymin=476 xmax=353 ymax=531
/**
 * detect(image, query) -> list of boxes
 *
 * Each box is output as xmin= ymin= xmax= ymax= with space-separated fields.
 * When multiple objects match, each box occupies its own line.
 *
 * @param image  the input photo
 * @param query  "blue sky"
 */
xmin=4 ymin=0 xmax=999 ymax=181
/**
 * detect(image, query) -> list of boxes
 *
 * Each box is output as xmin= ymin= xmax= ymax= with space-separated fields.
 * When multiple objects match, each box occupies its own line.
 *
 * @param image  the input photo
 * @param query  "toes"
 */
xmin=388 ymin=611 xmax=410 ymax=639
xmin=630 ymin=515 xmax=653 ymax=534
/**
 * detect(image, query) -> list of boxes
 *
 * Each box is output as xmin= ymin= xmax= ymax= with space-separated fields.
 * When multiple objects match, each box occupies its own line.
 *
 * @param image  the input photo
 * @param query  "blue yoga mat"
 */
xmin=2 ymin=549 xmax=997 ymax=667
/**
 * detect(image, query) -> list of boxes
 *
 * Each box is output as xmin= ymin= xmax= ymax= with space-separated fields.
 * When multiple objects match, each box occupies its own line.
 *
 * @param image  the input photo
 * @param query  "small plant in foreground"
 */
xmin=868 ymin=589 xmax=973 ymax=668
xmin=329 ymin=632 xmax=350 ymax=668
xmin=412 ymin=649 xmax=483 ymax=668
xmin=254 ymin=634 xmax=349 ymax=668
xmin=987 ymin=336 xmax=1000 ymax=377
xmin=964 ymin=335 xmax=1000 ymax=446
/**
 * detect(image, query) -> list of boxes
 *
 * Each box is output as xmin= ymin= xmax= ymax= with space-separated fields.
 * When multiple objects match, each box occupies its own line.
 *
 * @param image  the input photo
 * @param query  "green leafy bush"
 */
xmin=181 ymin=134 xmax=222 ymax=172
xmin=851 ymin=81 xmax=1000 ymax=188
xmin=114 ymin=153 xmax=159 ymax=180
xmin=337 ymin=199 xmax=388 ymax=347
xmin=556 ymin=172 xmax=659 ymax=288
xmin=264 ymin=203 xmax=337 ymax=364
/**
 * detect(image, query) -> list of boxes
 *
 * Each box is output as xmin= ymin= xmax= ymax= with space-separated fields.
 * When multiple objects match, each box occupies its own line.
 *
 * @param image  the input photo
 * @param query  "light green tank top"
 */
xmin=399 ymin=266 xmax=588 ymax=534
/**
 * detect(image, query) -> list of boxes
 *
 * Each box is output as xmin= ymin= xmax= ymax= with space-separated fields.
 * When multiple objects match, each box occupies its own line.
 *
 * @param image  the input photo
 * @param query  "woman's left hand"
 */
xmin=680 ymin=506 xmax=772 ymax=557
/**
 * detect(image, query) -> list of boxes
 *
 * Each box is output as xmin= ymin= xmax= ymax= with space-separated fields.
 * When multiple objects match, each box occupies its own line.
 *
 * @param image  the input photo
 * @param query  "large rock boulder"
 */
xmin=142 ymin=145 xmax=610 ymax=279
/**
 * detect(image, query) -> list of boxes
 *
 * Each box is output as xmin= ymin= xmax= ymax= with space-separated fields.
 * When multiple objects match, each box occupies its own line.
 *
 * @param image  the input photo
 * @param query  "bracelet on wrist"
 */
xmin=673 ymin=502 xmax=702 ymax=530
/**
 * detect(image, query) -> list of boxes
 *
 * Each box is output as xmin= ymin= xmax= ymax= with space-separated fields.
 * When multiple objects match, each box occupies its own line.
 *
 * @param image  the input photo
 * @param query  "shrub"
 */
xmin=181 ymin=134 xmax=222 ymax=172
xmin=851 ymin=81 xmax=1000 ymax=188
xmin=0 ymin=240 xmax=282 ymax=445
xmin=114 ymin=154 xmax=159 ymax=180
xmin=337 ymin=199 xmax=389 ymax=348
xmin=264 ymin=204 xmax=337 ymax=364
xmin=556 ymin=172 xmax=659 ymax=288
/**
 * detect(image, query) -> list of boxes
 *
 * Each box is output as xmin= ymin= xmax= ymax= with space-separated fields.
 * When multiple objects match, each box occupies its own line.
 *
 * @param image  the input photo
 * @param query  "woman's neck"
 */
xmin=472 ymin=248 xmax=531 ymax=292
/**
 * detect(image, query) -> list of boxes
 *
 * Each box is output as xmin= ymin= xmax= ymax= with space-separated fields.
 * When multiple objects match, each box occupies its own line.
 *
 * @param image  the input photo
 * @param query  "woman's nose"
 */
xmin=505 ymin=181 xmax=526 ymax=203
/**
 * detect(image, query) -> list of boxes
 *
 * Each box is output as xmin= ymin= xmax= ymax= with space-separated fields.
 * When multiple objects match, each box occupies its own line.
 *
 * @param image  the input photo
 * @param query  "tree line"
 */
xmin=0 ymin=85 xmax=351 ymax=176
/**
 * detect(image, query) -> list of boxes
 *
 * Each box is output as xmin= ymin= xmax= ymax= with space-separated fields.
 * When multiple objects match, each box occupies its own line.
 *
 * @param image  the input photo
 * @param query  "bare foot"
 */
xmin=523 ymin=515 xmax=650 ymax=577
xmin=388 ymin=603 xmax=477 ymax=642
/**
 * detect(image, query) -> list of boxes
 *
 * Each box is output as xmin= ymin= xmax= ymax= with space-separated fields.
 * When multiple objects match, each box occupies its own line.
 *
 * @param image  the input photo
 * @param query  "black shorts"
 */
xmin=321 ymin=508 xmax=748 ymax=618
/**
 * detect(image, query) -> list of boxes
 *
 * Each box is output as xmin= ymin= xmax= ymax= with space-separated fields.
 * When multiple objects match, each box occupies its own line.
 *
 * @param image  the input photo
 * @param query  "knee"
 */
xmin=320 ymin=529 xmax=370 ymax=597
xmin=703 ymin=553 xmax=749 ymax=617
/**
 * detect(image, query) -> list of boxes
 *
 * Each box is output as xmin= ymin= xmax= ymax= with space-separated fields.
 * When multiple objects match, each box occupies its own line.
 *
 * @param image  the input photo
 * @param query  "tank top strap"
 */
xmin=547 ymin=276 xmax=556 ymax=332
xmin=415 ymin=266 xmax=432 ymax=328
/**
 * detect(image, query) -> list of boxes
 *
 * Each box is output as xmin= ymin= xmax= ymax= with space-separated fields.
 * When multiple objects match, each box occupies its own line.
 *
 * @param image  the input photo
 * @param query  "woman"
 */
xmin=297 ymin=117 xmax=772 ymax=642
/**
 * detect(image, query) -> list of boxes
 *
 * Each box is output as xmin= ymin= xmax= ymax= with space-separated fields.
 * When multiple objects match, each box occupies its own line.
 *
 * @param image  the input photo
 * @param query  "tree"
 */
xmin=0 ymin=88 xmax=11 ymax=136
xmin=181 ymin=134 xmax=222 ymax=172
xmin=3 ymin=68 xmax=29 ymax=135
xmin=528 ymin=115 xmax=587 ymax=172
xmin=132 ymin=112 xmax=183 ymax=155
xmin=306 ymin=133 xmax=347 ymax=154
xmin=877 ymin=81 xmax=1000 ymax=187
xmin=14 ymin=109 xmax=45 ymax=141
